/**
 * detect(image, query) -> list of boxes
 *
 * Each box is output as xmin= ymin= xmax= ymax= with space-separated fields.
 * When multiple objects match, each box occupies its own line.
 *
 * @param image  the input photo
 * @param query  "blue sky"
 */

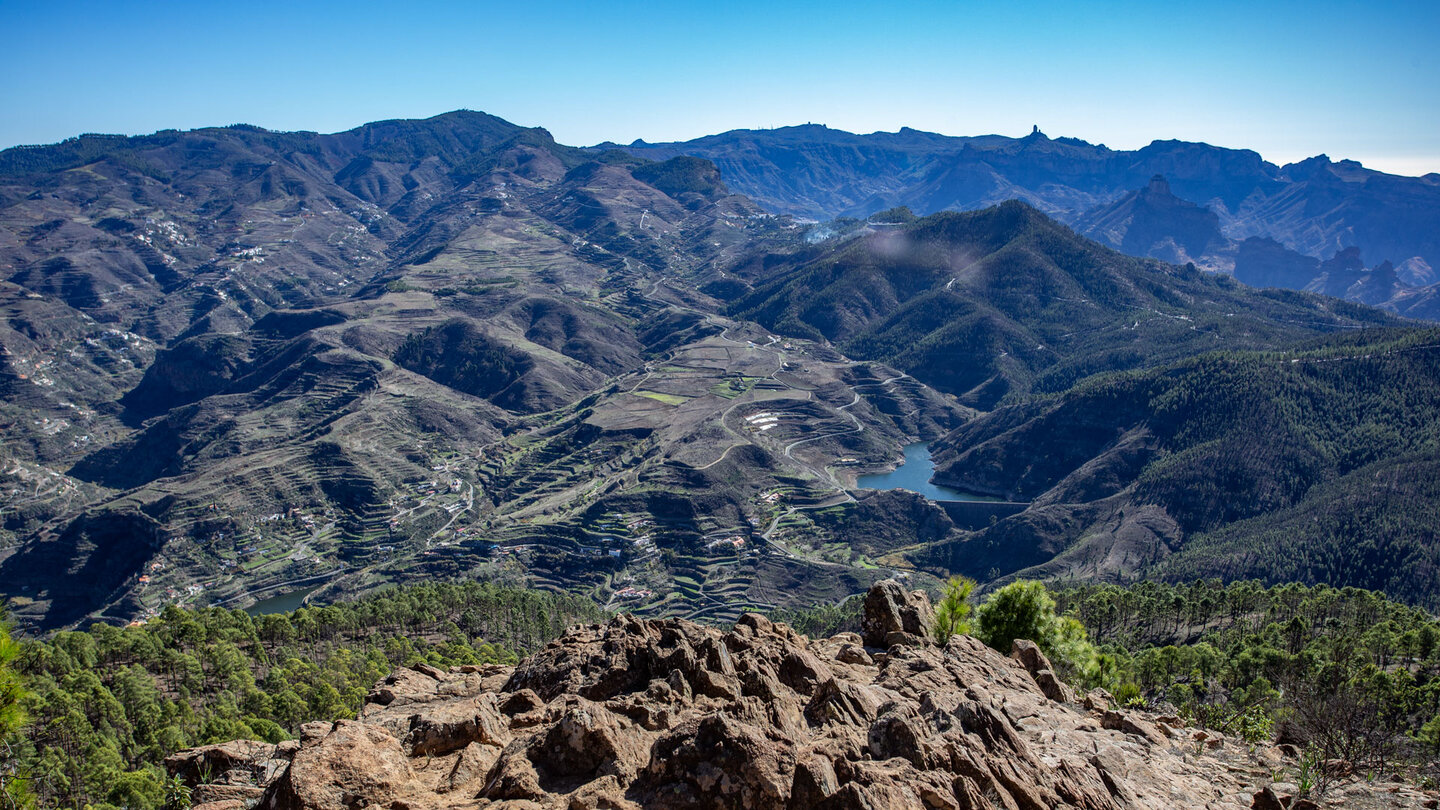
xmin=4 ymin=0 xmax=1438 ymax=175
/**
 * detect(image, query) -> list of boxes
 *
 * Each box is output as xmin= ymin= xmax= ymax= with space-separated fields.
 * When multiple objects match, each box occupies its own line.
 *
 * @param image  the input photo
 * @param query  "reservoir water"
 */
xmin=855 ymin=442 xmax=998 ymax=502
xmin=245 ymin=584 xmax=321 ymax=616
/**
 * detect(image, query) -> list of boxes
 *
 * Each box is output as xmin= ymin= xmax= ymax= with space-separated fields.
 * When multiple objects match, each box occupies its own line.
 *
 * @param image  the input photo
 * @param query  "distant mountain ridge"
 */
xmin=0 ymin=110 xmax=822 ymax=630
xmin=1069 ymin=175 xmax=1440 ymax=321
xmin=614 ymin=124 xmax=1440 ymax=274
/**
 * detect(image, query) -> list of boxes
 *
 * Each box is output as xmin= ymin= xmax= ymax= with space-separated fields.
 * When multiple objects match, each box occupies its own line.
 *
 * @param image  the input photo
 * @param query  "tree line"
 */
xmin=0 ymin=582 xmax=603 ymax=809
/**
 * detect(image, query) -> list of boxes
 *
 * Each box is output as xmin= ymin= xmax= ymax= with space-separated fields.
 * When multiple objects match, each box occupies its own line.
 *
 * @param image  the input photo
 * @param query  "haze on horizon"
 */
xmin=3 ymin=0 xmax=1438 ymax=177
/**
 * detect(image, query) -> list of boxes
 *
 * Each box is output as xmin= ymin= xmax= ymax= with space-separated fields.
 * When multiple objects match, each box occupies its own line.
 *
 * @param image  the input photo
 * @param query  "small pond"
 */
xmin=855 ymin=442 xmax=999 ymax=502
xmin=245 ymin=584 xmax=321 ymax=616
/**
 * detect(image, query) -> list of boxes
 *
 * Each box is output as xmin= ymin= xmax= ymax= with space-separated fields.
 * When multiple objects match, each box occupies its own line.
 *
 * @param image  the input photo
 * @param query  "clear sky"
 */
xmin=4 ymin=0 xmax=1438 ymax=175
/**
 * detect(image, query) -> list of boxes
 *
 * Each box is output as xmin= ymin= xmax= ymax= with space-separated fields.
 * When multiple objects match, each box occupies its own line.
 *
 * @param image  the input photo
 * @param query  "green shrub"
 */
xmin=975 ymin=580 xmax=1098 ymax=682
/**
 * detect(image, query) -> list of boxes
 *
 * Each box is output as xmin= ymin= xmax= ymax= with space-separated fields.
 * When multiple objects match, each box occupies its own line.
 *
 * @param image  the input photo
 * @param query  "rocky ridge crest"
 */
xmin=168 ymin=582 xmax=1437 ymax=810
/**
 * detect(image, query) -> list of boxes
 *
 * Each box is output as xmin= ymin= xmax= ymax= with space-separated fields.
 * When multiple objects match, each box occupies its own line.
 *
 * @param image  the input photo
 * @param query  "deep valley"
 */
xmin=1 ymin=110 xmax=1438 ymax=641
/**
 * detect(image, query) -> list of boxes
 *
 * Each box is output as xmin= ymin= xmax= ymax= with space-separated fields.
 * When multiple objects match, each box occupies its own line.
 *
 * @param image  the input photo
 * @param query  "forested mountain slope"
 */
xmin=8 ymin=582 xmax=604 ymax=808
xmin=729 ymin=203 xmax=1397 ymax=409
xmin=929 ymin=328 xmax=1440 ymax=606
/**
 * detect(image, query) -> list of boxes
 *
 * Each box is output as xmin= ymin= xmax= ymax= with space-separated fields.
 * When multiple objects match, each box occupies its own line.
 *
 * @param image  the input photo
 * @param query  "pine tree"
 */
xmin=931 ymin=576 xmax=975 ymax=644
xmin=0 ymin=622 xmax=31 ymax=808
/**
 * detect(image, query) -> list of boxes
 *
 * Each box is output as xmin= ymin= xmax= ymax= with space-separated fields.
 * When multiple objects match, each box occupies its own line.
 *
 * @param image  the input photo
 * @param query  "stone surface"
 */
xmin=191 ymin=784 xmax=264 ymax=804
xmin=265 ymin=720 xmax=420 ymax=810
xmin=1251 ymin=785 xmax=1286 ymax=810
xmin=1035 ymin=669 xmax=1075 ymax=703
xmin=169 ymin=582 xmax=1440 ymax=810
xmin=1009 ymin=638 xmax=1076 ymax=703
xmin=1102 ymin=709 xmax=1168 ymax=745
xmin=1010 ymin=638 xmax=1051 ymax=675
xmin=165 ymin=739 xmax=290 ymax=788
xmin=861 ymin=579 xmax=934 ymax=648
xmin=1084 ymin=687 xmax=1113 ymax=712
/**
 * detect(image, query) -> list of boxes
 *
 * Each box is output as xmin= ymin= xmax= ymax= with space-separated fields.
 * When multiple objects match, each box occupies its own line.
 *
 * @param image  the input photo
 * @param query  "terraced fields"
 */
xmin=0 ymin=114 xmax=966 ymax=630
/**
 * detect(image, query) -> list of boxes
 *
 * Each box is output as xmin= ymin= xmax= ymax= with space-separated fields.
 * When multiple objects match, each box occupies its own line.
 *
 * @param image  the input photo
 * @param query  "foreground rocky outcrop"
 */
xmin=169 ymin=582 xmax=1438 ymax=810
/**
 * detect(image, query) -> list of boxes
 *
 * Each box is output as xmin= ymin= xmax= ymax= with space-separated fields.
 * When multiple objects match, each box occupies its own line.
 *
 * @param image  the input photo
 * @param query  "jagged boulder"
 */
xmin=165 ymin=739 xmax=292 ymax=788
xmin=860 ymin=578 xmax=934 ymax=647
xmin=261 ymin=720 xmax=418 ymax=810
xmin=402 ymin=692 xmax=511 ymax=756
xmin=1010 ymin=637 xmax=1051 ymax=675
xmin=1012 ymin=638 xmax=1076 ymax=703
xmin=170 ymin=581 xmax=1440 ymax=810
xmin=636 ymin=713 xmax=794 ymax=808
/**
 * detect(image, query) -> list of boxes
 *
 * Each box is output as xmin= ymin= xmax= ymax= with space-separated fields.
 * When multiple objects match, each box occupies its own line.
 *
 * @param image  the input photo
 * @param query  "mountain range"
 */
xmin=3 ymin=110 xmax=1440 ymax=633
xmin=0 ymin=112 xmax=960 ymax=631
xmin=619 ymin=125 xmax=1440 ymax=319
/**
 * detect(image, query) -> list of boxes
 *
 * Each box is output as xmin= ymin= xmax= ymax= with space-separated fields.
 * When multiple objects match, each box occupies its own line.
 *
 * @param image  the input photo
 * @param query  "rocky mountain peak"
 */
xmin=1281 ymin=154 xmax=1335 ymax=182
xmin=158 ymin=580 xmax=1424 ymax=810
xmin=1072 ymin=173 xmax=1224 ymax=263
xmin=1322 ymin=245 xmax=1367 ymax=272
